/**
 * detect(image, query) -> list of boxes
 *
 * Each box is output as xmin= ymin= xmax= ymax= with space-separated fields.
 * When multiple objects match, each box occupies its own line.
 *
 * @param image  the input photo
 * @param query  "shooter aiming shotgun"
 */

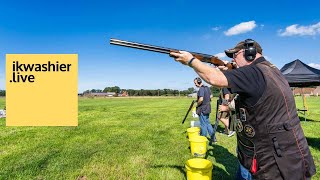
xmin=110 ymin=38 xmax=236 ymax=125
xmin=110 ymin=38 xmax=236 ymax=69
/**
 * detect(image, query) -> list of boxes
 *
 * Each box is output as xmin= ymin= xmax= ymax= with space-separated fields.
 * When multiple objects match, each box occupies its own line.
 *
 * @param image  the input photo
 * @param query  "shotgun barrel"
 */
xmin=110 ymin=38 xmax=235 ymax=69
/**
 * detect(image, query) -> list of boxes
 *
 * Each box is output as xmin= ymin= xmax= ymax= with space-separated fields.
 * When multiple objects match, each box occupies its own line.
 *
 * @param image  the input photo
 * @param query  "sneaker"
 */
xmin=228 ymin=131 xmax=236 ymax=137
xmin=209 ymin=136 xmax=217 ymax=146
xmin=209 ymin=140 xmax=217 ymax=146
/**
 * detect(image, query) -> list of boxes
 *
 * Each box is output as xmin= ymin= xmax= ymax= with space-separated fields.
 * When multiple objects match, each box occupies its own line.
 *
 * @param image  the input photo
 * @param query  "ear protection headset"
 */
xmin=244 ymin=39 xmax=257 ymax=62
xmin=195 ymin=77 xmax=202 ymax=85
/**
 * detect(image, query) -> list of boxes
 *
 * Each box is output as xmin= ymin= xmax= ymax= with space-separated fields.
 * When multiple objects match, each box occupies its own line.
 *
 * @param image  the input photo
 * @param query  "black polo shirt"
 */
xmin=223 ymin=57 xmax=267 ymax=107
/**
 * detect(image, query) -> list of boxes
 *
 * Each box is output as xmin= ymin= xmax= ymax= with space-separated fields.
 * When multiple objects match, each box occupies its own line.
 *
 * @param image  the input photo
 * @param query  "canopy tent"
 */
xmin=280 ymin=59 xmax=320 ymax=87
xmin=280 ymin=59 xmax=320 ymax=121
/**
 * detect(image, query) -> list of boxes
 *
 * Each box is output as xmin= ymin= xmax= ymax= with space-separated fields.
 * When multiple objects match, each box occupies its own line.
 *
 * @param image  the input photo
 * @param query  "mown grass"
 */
xmin=0 ymin=96 xmax=319 ymax=179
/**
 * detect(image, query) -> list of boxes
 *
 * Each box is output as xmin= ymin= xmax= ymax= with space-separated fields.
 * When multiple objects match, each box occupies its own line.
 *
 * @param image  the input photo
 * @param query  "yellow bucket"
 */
xmin=185 ymin=158 xmax=213 ymax=180
xmin=187 ymin=127 xmax=200 ymax=139
xmin=189 ymin=136 xmax=208 ymax=158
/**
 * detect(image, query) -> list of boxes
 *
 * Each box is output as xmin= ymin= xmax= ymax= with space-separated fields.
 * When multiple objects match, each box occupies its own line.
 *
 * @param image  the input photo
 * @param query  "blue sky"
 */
xmin=1 ymin=0 xmax=320 ymax=92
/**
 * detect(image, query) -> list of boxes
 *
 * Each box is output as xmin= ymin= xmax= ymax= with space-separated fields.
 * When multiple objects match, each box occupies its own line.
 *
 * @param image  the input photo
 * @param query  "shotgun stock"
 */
xmin=110 ymin=38 xmax=236 ymax=69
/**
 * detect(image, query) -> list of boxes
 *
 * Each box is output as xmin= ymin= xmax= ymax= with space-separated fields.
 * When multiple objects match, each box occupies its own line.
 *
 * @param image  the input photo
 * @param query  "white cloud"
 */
xmin=214 ymin=53 xmax=226 ymax=58
xmin=308 ymin=63 xmax=320 ymax=69
xmin=279 ymin=22 xmax=320 ymax=36
xmin=211 ymin=26 xmax=221 ymax=31
xmin=224 ymin=21 xmax=257 ymax=36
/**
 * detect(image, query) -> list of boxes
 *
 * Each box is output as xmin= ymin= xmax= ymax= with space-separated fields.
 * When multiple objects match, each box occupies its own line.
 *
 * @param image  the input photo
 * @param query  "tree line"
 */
xmin=83 ymin=86 xmax=221 ymax=97
xmin=0 ymin=86 xmax=221 ymax=97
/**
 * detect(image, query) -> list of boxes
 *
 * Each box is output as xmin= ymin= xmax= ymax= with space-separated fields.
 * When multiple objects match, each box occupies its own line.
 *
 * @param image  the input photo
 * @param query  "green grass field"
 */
xmin=0 ymin=96 xmax=319 ymax=179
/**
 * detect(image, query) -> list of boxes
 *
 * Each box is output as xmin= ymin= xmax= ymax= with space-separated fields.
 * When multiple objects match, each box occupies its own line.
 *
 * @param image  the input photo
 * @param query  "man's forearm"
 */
xmin=191 ymin=58 xmax=229 ymax=87
xmin=197 ymin=97 xmax=203 ymax=107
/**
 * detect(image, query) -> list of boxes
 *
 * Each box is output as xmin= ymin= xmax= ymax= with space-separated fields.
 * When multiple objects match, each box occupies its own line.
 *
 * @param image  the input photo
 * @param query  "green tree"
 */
xmin=83 ymin=90 xmax=90 ymax=94
xmin=173 ymin=90 xmax=179 ymax=96
xmin=103 ymin=86 xmax=121 ymax=93
xmin=188 ymin=87 xmax=195 ymax=94
xmin=210 ymin=86 xmax=220 ymax=97
xmin=0 ymin=90 xmax=6 ymax=96
xmin=112 ymin=86 xmax=121 ymax=93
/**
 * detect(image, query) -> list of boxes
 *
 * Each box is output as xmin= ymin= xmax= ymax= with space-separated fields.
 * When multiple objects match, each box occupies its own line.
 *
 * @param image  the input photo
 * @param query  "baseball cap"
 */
xmin=224 ymin=39 xmax=263 ymax=58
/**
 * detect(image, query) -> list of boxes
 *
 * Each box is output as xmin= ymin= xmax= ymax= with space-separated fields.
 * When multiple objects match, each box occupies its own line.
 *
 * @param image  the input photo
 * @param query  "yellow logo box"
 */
xmin=6 ymin=54 xmax=78 ymax=126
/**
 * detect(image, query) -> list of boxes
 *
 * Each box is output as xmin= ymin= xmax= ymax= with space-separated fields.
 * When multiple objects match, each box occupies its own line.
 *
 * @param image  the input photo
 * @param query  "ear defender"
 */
xmin=195 ymin=77 xmax=202 ymax=85
xmin=244 ymin=39 xmax=257 ymax=61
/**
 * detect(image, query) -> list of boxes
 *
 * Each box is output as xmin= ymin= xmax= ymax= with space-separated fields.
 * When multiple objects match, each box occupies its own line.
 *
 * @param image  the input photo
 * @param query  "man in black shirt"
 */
xmin=170 ymin=39 xmax=315 ymax=180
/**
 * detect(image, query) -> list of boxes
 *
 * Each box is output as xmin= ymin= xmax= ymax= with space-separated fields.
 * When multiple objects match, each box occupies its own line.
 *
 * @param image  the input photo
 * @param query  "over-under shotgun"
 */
xmin=110 ymin=38 xmax=235 ymax=69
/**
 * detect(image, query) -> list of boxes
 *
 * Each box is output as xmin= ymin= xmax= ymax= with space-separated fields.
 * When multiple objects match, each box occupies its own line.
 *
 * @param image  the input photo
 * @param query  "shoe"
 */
xmin=209 ymin=136 xmax=217 ymax=146
xmin=228 ymin=131 xmax=236 ymax=137
xmin=209 ymin=140 xmax=217 ymax=146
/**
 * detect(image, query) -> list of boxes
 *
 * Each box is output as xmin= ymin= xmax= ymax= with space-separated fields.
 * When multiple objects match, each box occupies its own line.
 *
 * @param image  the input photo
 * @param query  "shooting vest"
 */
xmin=235 ymin=61 xmax=316 ymax=180
xmin=228 ymin=93 xmax=237 ymax=132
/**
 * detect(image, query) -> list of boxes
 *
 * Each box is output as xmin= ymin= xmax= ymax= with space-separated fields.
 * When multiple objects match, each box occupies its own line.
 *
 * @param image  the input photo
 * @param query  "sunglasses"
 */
xmin=233 ymin=50 xmax=243 ymax=59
